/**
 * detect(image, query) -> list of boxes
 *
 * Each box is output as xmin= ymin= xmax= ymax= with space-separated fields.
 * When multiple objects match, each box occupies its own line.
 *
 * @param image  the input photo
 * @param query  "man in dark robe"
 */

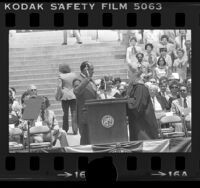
xmin=126 ymin=65 xmax=159 ymax=141
xmin=73 ymin=61 xmax=98 ymax=145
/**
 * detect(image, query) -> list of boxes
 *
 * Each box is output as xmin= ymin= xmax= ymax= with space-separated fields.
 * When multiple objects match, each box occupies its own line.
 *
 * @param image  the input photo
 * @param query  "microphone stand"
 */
xmin=104 ymin=78 xmax=107 ymax=99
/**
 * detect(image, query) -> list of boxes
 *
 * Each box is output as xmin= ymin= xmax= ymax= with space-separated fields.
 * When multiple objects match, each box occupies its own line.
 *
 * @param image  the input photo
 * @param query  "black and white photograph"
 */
xmin=8 ymin=29 xmax=192 ymax=153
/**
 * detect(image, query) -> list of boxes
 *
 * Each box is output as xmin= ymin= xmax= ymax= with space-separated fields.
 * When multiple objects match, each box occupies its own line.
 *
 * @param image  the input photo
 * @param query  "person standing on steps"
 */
xmin=55 ymin=64 xmax=78 ymax=135
xmin=62 ymin=30 xmax=83 ymax=45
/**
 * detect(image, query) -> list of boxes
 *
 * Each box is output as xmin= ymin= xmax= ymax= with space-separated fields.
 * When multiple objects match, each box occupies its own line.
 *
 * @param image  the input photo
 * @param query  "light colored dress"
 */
xmin=99 ymin=88 xmax=119 ymax=99
xmin=154 ymin=66 xmax=168 ymax=80
xmin=143 ymin=52 xmax=157 ymax=70
xmin=173 ymin=57 xmax=187 ymax=82
xmin=126 ymin=45 xmax=143 ymax=66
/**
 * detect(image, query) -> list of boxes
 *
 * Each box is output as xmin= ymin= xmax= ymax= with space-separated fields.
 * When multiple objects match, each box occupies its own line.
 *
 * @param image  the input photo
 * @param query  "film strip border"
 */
xmin=4 ymin=12 xmax=191 ymax=27
xmin=1 ymin=2 xmax=200 ymax=181
xmin=0 ymin=154 xmax=199 ymax=180
xmin=1 ymin=3 xmax=200 ymax=28
xmin=3 ymin=12 xmax=200 ymax=28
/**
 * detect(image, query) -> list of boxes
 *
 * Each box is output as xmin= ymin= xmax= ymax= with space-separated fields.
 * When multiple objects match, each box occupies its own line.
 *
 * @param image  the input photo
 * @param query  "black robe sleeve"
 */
xmin=128 ymin=84 xmax=149 ymax=119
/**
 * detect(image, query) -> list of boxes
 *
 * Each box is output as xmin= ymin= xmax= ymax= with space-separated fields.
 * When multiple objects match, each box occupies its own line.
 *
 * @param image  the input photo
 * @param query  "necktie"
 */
xmin=152 ymin=97 xmax=155 ymax=109
xmin=41 ymin=110 xmax=45 ymax=121
xmin=184 ymin=98 xmax=188 ymax=108
xmin=132 ymin=46 xmax=137 ymax=54
xmin=149 ymin=54 xmax=153 ymax=65
xmin=181 ymin=36 xmax=183 ymax=48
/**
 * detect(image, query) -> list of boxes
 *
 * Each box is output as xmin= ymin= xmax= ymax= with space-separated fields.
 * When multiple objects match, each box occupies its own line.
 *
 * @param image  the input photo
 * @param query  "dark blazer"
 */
xmin=73 ymin=74 xmax=98 ymax=145
xmin=156 ymin=92 xmax=170 ymax=111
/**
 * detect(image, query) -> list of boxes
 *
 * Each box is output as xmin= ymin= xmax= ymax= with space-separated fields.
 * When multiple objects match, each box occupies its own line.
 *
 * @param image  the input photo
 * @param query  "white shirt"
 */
xmin=143 ymin=30 xmax=164 ymax=45
xmin=126 ymin=45 xmax=143 ymax=65
xmin=180 ymin=96 xmax=191 ymax=108
xmin=151 ymin=96 xmax=162 ymax=111
xmin=99 ymin=89 xmax=119 ymax=99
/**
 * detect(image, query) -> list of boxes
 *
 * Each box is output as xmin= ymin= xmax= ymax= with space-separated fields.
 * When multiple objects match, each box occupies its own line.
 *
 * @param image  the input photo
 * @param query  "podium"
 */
xmin=85 ymin=98 xmax=128 ymax=145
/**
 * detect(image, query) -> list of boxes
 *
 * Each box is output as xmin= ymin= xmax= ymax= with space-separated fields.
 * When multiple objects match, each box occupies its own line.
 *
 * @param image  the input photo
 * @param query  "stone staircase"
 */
xmin=9 ymin=30 xmax=128 ymax=126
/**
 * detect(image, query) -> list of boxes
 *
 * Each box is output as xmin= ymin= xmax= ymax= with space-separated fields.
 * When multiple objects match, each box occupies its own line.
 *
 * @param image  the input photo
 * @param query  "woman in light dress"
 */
xmin=173 ymin=48 xmax=188 ymax=83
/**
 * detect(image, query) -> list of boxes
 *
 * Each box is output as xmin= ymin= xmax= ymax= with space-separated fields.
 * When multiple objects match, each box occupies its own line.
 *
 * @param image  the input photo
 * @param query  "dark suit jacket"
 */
xmin=73 ymin=74 xmax=98 ymax=145
xmin=156 ymin=92 xmax=170 ymax=111
xmin=74 ymin=74 xmax=97 ymax=122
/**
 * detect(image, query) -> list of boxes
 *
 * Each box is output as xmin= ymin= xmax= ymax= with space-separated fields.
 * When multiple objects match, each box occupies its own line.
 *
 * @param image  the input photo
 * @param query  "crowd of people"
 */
xmin=9 ymin=85 xmax=69 ymax=148
xmin=9 ymin=29 xmax=192 ymax=148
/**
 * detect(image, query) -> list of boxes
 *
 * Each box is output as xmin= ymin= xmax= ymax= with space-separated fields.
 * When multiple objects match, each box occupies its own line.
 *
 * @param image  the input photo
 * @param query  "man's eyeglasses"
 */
xmin=180 ymin=89 xmax=187 ymax=92
xmin=171 ymin=86 xmax=178 ymax=89
xmin=31 ymin=89 xmax=37 ymax=91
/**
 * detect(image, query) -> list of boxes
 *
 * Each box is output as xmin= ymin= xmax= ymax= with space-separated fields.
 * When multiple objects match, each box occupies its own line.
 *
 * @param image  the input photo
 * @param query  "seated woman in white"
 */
xmin=154 ymin=57 xmax=169 ymax=81
xmin=98 ymin=76 xmax=120 ymax=99
xmin=173 ymin=48 xmax=188 ymax=83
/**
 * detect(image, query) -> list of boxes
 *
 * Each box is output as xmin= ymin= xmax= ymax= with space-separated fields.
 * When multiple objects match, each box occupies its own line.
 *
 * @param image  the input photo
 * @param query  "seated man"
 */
xmin=171 ymin=83 xmax=191 ymax=132
xmin=27 ymin=84 xmax=38 ymax=98
xmin=171 ymin=83 xmax=191 ymax=116
xmin=157 ymin=82 xmax=171 ymax=111
xmin=33 ymin=96 xmax=69 ymax=147
xmin=168 ymin=80 xmax=181 ymax=109
xmin=147 ymin=83 xmax=167 ymax=112
xmin=185 ymin=77 xmax=191 ymax=96
xmin=9 ymin=102 xmax=22 ymax=143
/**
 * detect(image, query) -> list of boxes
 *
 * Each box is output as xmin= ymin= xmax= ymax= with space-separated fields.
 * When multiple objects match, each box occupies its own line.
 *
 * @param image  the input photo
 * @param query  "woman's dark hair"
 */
xmin=169 ymin=80 xmax=180 ymax=89
xmin=177 ymin=48 xmax=185 ymax=55
xmin=114 ymin=77 xmax=121 ymax=84
xmin=179 ymin=83 xmax=187 ymax=89
xmin=72 ymin=78 xmax=81 ymax=87
xmin=185 ymin=77 xmax=191 ymax=85
xmin=157 ymin=57 xmax=167 ymax=66
xmin=159 ymin=76 xmax=168 ymax=85
xmin=136 ymin=52 xmax=144 ymax=59
xmin=145 ymin=43 xmax=154 ymax=50
xmin=129 ymin=36 xmax=137 ymax=43
xmin=159 ymin=48 xmax=167 ymax=53
xmin=160 ymin=35 xmax=169 ymax=41
xmin=42 ymin=96 xmax=50 ymax=108
xmin=21 ymin=91 xmax=30 ymax=104
xmin=10 ymin=87 xmax=16 ymax=94
xmin=59 ymin=64 xmax=71 ymax=74
xmin=100 ymin=76 xmax=110 ymax=90
xmin=80 ymin=61 xmax=90 ymax=72
xmin=9 ymin=90 xmax=14 ymax=105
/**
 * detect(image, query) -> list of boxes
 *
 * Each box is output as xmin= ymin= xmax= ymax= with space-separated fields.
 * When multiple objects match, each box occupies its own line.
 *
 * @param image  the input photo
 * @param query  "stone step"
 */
xmin=9 ymin=72 xmax=128 ymax=90
xmin=10 ymin=34 xmax=93 ymax=47
xmin=9 ymin=46 xmax=125 ymax=59
xmin=9 ymin=38 xmax=120 ymax=48
xmin=9 ymin=40 xmax=124 ymax=53
xmin=9 ymin=60 xmax=126 ymax=75
xmin=10 ymin=30 xmax=92 ymax=39
xmin=9 ymin=52 xmax=125 ymax=66
xmin=10 ymin=30 xmax=119 ymax=45
xmin=9 ymin=69 xmax=128 ymax=85
xmin=10 ymin=40 xmax=122 ymax=49
xmin=10 ymin=45 xmax=125 ymax=57
xmin=9 ymin=57 xmax=126 ymax=70
xmin=9 ymin=63 xmax=126 ymax=78
xmin=9 ymin=50 xmax=125 ymax=63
